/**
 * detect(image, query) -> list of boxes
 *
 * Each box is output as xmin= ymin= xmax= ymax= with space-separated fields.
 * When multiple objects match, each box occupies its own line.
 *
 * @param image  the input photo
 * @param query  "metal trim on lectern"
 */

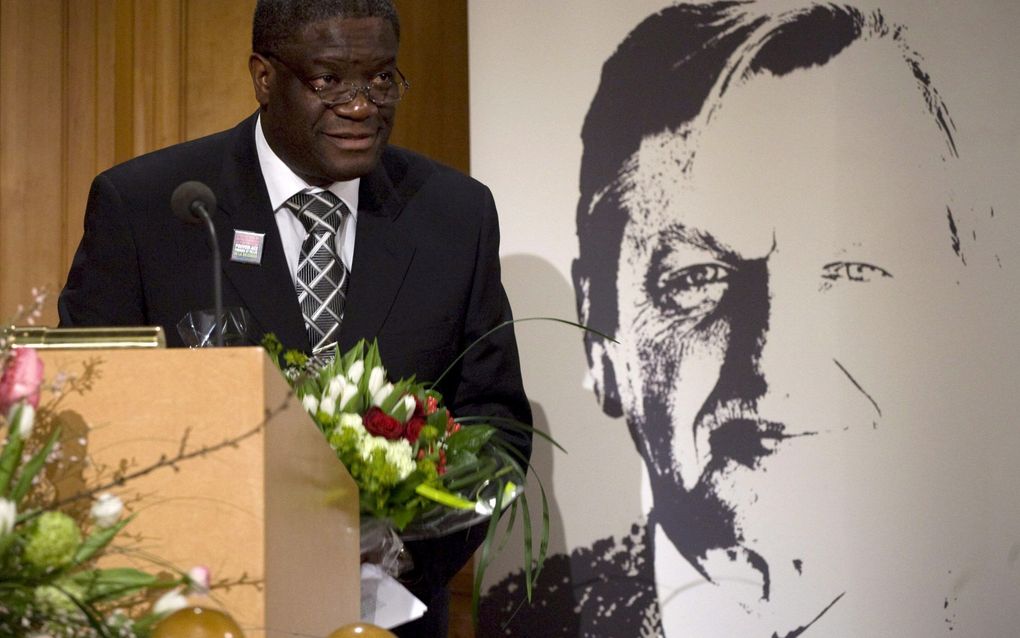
xmin=4 ymin=326 xmax=166 ymax=349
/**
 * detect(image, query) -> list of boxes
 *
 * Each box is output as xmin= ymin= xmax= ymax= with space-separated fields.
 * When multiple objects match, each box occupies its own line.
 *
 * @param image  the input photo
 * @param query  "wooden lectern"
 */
xmin=37 ymin=347 xmax=360 ymax=637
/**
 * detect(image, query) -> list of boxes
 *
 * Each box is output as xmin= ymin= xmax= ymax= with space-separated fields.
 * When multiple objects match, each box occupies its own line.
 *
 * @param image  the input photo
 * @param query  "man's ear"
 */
xmin=587 ymin=337 xmax=623 ymax=418
xmin=249 ymin=53 xmax=272 ymax=107
xmin=574 ymin=262 xmax=623 ymax=418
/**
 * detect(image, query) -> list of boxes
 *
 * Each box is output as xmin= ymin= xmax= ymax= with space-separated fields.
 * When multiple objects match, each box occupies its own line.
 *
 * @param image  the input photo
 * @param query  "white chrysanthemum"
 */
xmin=338 ymin=413 xmax=366 ymax=435
xmin=302 ymin=394 xmax=319 ymax=414
xmin=371 ymin=382 xmax=394 ymax=408
xmin=347 ymin=360 xmax=364 ymax=385
xmin=90 ymin=493 xmax=123 ymax=528
xmin=0 ymin=498 xmax=15 ymax=536
xmin=384 ymin=439 xmax=416 ymax=480
xmin=367 ymin=366 xmax=386 ymax=395
xmin=153 ymin=588 xmax=188 ymax=616
xmin=359 ymin=435 xmax=390 ymax=462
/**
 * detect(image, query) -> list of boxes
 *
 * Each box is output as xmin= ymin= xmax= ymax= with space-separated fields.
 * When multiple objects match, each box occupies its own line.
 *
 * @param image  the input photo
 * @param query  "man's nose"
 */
xmin=331 ymin=91 xmax=375 ymax=119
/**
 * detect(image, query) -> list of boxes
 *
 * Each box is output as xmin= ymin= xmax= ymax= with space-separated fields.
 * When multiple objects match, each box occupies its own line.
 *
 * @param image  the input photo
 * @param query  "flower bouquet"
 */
xmin=0 ymin=345 xmax=210 ymax=637
xmin=263 ymin=334 xmax=552 ymax=618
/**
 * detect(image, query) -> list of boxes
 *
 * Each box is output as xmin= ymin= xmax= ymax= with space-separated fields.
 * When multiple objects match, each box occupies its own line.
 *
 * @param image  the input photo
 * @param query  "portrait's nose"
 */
xmin=751 ymin=254 xmax=848 ymax=428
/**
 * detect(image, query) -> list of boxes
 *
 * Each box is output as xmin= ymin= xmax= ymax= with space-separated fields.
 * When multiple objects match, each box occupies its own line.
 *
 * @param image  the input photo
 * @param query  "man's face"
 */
xmin=601 ymin=43 xmax=982 ymax=631
xmin=251 ymin=17 xmax=398 ymax=185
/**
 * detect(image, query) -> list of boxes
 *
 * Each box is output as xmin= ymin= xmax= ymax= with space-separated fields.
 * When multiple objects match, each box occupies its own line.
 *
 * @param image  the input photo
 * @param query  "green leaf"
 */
xmin=473 ymin=475 xmax=507 ymax=626
xmin=445 ymin=424 xmax=496 ymax=454
xmin=415 ymin=483 xmax=475 ymax=510
xmin=73 ymin=514 xmax=134 ymax=564
xmin=10 ymin=428 xmax=61 ymax=504
xmin=69 ymin=566 xmax=168 ymax=602
xmin=283 ymin=349 xmax=308 ymax=367
xmin=261 ymin=332 xmax=283 ymax=364
xmin=0 ymin=419 xmax=25 ymax=497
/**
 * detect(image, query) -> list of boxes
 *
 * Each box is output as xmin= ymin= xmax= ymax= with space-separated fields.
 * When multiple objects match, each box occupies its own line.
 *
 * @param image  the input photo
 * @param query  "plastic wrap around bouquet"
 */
xmin=264 ymin=334 xmax=547 ymax=620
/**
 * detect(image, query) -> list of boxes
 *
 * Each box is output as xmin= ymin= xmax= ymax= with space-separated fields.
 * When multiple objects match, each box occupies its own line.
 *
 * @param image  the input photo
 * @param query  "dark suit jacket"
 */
xmin=59 ymin=112 xmax=532 ymax=615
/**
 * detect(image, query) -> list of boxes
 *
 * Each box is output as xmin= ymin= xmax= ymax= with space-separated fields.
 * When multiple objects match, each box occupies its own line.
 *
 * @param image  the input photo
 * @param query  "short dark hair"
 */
xmin=252 ymin=0 xmax=400 ymax=54
xmin=573 ymin=1 xmax=957 ymax=343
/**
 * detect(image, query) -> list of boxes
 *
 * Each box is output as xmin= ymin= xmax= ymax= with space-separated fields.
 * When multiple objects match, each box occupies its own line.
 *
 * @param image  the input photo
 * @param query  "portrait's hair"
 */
xmin=252 ymin=0 xmax=400 ymax=54
xmin=573 ymin=1 xmax=957 ymax=360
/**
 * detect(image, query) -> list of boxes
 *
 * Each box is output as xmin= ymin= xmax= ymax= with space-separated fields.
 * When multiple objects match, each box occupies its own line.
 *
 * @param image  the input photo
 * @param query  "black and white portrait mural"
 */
xmin=471 ymin=1 xmax=1020 ymax=636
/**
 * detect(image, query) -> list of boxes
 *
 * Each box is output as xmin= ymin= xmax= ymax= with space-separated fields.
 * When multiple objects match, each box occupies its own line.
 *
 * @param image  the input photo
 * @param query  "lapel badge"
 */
xmin=231 ymin=229 xmax=265 ymax=265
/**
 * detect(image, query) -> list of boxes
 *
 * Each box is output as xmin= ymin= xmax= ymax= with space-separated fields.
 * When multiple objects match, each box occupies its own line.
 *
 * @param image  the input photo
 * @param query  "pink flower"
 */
xmin=0 ymin=348 xmax=44 ymax=414
xmin=186 ymin=565 xmax=211 ymax=594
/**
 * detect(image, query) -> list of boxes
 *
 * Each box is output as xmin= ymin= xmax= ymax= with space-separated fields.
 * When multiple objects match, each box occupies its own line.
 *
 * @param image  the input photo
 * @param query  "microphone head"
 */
xmin=171 ymin=181 xmax=218 ymax=224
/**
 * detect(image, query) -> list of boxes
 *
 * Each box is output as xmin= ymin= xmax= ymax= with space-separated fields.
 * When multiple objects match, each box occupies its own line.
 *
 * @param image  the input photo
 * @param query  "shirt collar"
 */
xmin=254 ymin=114 xmax=360 ymax=216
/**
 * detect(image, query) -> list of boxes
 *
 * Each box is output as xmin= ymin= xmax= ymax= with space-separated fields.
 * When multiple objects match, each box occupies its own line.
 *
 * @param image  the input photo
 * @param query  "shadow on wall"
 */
xmin=479 ymin=253 xmax=646 ymax=636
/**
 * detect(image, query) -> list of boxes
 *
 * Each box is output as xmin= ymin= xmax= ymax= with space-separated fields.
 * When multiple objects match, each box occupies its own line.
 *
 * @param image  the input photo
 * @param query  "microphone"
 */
xmin=171 ymin=180 xmax=217 ymax=224
xmin=171 ymin=181 xmax=224 ymax=347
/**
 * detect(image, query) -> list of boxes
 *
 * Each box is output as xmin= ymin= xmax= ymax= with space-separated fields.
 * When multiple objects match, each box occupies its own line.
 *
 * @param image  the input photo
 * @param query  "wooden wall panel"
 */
xmin=0 ymin=0 xmax=67 ymax=324
xmin=130 ymin=0 xmax=183 ymax=155
xmin=184 ymin=0 xmax=258 ymax=139
xmin=392 ymin=0 xmax=470 ymax=173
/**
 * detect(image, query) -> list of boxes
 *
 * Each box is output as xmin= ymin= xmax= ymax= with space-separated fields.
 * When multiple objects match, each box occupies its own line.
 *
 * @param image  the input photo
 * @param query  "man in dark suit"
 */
xmin=59 ymin=1 xmax=531 ymax=635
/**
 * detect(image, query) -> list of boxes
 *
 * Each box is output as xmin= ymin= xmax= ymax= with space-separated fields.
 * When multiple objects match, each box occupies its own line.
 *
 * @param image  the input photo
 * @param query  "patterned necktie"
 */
xmin=285 ymin=189 xmax=351 ymax=354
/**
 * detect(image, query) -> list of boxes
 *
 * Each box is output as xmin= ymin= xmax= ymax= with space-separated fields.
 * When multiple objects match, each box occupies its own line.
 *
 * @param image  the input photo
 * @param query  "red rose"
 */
xmin=405 ymin=416 xmax=426 ymax=443
xmin=412 ymin=397 xmax=426 ymax=419
xmin=0 ymin=347 xmax=44 ymax=414
xmin=363 ymin=407 xmax=404 ymax=440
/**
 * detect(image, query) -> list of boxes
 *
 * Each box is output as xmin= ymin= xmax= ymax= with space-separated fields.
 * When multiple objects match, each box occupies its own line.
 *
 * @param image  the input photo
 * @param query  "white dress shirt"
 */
xmin=254 ymin=115 xmax=359 ymax=284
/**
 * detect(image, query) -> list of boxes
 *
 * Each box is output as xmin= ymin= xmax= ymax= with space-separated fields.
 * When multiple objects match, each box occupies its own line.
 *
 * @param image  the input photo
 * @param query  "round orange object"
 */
xmin=327 ymin=623 xmax=397 ymax=638
xmin=151 ymin=607 xmax=245 ymax=638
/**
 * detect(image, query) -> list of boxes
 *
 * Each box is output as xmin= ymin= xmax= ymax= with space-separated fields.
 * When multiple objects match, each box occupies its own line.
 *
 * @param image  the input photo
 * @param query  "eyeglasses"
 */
xmin=263 ymin=52 xmax=410 ymax=107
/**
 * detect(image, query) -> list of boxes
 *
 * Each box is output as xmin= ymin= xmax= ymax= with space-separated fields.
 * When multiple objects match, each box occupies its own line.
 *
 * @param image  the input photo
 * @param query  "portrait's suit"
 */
xmin=59 ymin=112 xmax=532 ymax=632
xmin=481 ymin=520 xmax=661 ymax=638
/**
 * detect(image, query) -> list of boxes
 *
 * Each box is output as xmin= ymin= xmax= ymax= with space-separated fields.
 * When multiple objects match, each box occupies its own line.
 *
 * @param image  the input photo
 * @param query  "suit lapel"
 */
xmin=339 ymin=154 xmax=416 ymax=349
xmin=212 ymin=114 xmax=308 ymax=351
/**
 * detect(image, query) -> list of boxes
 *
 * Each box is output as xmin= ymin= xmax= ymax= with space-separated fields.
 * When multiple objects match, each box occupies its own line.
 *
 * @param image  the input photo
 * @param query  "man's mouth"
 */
xmin=324 ymin=131 xmax=378 ymax=151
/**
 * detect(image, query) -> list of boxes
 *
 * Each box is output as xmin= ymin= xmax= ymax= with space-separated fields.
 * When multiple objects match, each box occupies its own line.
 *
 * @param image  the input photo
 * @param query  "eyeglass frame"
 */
xmin=260 ymin=51 xmax=410 ymax=107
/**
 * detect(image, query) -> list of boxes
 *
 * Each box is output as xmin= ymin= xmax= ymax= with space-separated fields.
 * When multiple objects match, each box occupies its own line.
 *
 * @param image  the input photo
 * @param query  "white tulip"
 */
xmin=0 ymin=499 xmax=16 ymax=536
xmin=371 ymin=382 xmax=394 ymax=408
xmin=339 ymin=380 xmax=359 ymax=411
xmin=319 ymin=395 xmax=336 ymax=416
xmin=90 ymin=493 xmax=123 ymax=528
xmin=367 ymin=366 xmax=386 ymax=396
xmin=327 ymin=376 xmax=344 ymax=398
xmin=346 ymin=360 xmax=364 ymax=385
xmin=301 ymin=394 xmax=319 ymax=414
xmin=401 ymin=395 xmax=417 ymax=420
xmin=12 ymin=403 xmax=35 ymax=439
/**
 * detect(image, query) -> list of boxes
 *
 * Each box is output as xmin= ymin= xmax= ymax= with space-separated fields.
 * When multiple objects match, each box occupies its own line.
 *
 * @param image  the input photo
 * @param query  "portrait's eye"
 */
xmin=820 ymin=261 xmax=892 ymax=283
xmin=650 ymin=262 xmax=732 ymax=317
